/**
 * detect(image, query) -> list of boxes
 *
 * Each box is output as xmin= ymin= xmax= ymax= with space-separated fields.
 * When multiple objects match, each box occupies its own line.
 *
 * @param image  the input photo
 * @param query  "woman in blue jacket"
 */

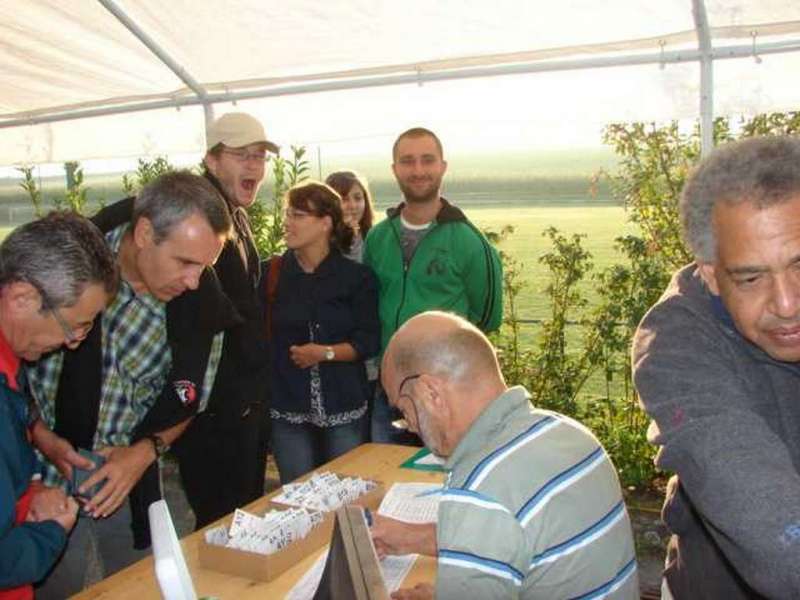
xmin=264 ymin=181 xmax=380 ymax=483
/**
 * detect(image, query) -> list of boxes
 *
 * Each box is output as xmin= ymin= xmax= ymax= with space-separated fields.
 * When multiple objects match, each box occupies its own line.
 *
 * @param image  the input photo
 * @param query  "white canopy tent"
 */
xmin=2 ymin=0 xmax=800 ymax=165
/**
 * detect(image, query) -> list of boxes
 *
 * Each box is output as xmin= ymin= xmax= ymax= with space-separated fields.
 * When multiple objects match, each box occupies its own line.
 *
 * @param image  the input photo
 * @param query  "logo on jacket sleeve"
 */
xmin=173 ymin=380 xmax=197 ymax=406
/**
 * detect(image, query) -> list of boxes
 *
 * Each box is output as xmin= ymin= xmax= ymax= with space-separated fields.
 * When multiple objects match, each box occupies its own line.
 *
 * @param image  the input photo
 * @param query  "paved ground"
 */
xmin=160 ymin=454 xmax=281 ymax=537
xmin=630 ymin=505 xmax=669 ymax=598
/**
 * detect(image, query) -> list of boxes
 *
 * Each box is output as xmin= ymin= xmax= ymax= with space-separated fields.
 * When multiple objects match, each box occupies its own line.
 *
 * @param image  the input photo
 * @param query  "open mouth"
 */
xmin=240 ymin=179 xmax=257 ymax=194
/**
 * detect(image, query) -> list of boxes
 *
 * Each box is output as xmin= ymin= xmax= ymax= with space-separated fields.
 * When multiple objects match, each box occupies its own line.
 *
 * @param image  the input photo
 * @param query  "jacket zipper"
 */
xmin=391 ymin=218 xmax=436 ymax=332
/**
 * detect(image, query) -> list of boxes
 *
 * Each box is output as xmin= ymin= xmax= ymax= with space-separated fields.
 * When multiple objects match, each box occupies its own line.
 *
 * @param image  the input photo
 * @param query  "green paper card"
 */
xmin=400 ymin=447 xmax=446 ymax=472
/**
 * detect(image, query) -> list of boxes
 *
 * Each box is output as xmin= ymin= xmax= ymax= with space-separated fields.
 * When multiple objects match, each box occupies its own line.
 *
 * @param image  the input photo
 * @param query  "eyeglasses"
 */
xmin=38 ymin=289 xmax=92 ymax=345
xmin=221 ymin=148 xmax=268 ymax=163
xmin=284 ymin=209 xmax=315 ymax=221
xmin=393 ymin=373 xmax=422 ymax=432
xmin=397 ymin=373 xmax=421 ymax=399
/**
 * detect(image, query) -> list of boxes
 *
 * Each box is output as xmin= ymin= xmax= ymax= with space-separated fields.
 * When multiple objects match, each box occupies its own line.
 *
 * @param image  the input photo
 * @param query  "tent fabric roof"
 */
xmin=3 ymin=0 xmax=800 ymax=164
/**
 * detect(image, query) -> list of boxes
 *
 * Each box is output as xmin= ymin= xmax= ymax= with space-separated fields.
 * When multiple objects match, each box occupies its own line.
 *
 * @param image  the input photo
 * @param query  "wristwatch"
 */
xmin=324 ymin=346 xmax=335 ymax=361
xmin=146 ymin=434 xmax=169 ymax=458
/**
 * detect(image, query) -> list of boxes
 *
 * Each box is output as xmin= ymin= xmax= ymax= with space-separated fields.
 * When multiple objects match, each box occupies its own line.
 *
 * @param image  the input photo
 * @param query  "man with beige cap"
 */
xmin=203 ymin=112 xmax=279 ymax=210
xmin=172 ymin=112 xmax=278 ymax=528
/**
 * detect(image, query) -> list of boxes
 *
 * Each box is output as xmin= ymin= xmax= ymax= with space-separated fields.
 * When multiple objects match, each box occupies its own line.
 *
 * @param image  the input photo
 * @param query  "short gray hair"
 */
xmin=391 ymin=312 xmax=498 ymax=384
xmin=681 ymin=136 xmax=800 ymax=262
xmin=0 ymin=211 xmax=119 ymax=309
xmin=133 ymin=171 xmax=232 ymax=243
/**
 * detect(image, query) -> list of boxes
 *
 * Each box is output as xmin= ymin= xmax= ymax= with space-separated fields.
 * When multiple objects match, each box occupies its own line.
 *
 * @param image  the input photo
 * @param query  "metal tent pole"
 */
xmin=96 ymin=0 xmax=213 ymax=148
xmin=693 ymin=0 xmax=714 ymax=158
xmin=3 ymin=37 xmax=799 ymax=130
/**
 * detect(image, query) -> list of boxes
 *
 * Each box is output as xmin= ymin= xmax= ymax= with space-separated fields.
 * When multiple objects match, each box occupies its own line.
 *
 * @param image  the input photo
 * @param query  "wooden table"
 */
xmin=74 ymin=444 xmax=443 ymax=599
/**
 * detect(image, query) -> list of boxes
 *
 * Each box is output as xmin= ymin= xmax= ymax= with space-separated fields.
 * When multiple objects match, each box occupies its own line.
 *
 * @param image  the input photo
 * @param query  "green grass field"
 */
xmin=468 ymin=205 xmax=636 ymax=320
xmin=0 ymin=168 xmax=635 ymax=324
xmin=0 ymin=159 xmax=637 ymax=333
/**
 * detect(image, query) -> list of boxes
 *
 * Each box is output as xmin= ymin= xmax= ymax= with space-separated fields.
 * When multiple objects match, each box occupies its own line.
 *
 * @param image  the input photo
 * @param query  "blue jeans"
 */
xmin=370 ymin=381 xmax=421 ymax=446
xmin=271 ymin=417 xmax=367 ymax=483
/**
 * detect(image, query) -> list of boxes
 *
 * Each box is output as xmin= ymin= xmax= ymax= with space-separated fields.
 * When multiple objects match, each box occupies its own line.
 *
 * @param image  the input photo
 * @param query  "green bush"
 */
xmin=248 ymin=146 xmax=310 ymax=258
xmin=122 ymin=156 xmax=176 ymax=197
xmin=17 ymin=166 xmax=44 ymax=218
xmin=495 ymin=111 xmax=800 ymax=491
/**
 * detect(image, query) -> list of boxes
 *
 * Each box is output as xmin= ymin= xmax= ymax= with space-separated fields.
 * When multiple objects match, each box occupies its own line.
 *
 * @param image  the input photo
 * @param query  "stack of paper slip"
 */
xmin=272 ymin=471 xmax=377 ymax=512
xmin=204 ymin=507 xmax=325 ymax=556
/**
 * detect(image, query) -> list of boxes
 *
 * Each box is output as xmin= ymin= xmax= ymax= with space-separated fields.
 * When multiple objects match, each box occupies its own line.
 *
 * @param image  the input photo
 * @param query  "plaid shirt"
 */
xmin=27 ymin=224 xmax=223 ymax=487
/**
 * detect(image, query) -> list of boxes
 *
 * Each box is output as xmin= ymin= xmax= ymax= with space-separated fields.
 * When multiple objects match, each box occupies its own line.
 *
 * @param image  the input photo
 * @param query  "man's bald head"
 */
xmin=382 ymin=312 xmax=506 ymax=457
xmin=385 ymin=311 xmax=502 ymax=388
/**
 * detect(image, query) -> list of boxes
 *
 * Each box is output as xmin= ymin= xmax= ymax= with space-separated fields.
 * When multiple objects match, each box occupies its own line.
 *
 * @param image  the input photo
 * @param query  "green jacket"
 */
xmin=364 ymin=198 xmax=503 ymax=353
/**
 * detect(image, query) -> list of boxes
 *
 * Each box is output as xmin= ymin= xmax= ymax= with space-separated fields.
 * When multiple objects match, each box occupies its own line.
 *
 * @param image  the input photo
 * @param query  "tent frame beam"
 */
xmin=96 ymin=0 xmax=214 ymax=127
xmin=2 ymin=36 xmax=798 ymax=131
xmin=693 ymin=0 xmax=714 ymax=156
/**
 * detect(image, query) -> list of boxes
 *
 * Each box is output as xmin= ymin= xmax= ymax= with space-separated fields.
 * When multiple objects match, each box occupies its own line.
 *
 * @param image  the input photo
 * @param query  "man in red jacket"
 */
xmin=0 ymin=212 xmax=118 ymax=599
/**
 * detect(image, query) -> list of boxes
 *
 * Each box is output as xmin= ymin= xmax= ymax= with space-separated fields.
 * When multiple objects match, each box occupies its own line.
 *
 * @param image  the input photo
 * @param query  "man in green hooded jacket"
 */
xmin=364 ymin=127 xmax=502 ymax=443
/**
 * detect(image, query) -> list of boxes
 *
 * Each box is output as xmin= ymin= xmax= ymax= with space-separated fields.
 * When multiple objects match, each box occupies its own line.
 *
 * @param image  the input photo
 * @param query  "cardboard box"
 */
xmin=198 ymin=475 xmax=384 ymax=582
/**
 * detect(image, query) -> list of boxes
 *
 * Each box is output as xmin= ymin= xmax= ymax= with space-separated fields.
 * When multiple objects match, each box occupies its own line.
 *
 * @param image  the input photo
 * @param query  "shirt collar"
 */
xmin=0 ymin=326 xmax=20 ymax=390
xmin=444 ymin=385 xmax=530 ymax=472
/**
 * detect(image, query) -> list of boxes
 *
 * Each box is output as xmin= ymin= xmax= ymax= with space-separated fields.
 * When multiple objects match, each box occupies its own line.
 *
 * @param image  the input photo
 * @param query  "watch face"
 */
xmin=325 ymin=348 xmax=335 ymax=360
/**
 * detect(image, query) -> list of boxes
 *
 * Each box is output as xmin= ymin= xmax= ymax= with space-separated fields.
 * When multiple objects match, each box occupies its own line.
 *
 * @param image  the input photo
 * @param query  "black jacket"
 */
xmin=55 ymin=197 xmax=239 ymax=548
xmin=265 ymin=249 xmax=380 ymax=417
xmin=188 ymin=172 xmax=270 ymax=425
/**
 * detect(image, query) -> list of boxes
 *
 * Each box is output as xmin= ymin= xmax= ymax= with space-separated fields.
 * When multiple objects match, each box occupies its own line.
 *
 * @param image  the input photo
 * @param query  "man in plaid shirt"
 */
xmin=26 ymin=172 xmax=237 ymax=599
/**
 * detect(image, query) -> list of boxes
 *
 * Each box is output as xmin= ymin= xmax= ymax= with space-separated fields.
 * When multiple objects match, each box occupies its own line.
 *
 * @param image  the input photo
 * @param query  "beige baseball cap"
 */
xmin=206 ymin=112 xmax=279 ymax=153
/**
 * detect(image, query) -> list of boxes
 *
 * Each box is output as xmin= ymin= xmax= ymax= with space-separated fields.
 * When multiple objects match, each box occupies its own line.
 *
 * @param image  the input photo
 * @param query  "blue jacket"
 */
xmin=0 ymin=376 xmax=66 ymax=588
xmin=265 ymin=249 xmax=380 ymax=416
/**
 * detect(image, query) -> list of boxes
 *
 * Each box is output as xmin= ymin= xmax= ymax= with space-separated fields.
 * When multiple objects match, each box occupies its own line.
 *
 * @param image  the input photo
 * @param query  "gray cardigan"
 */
xmin=633 ymin=264 xmax=800 ymax=599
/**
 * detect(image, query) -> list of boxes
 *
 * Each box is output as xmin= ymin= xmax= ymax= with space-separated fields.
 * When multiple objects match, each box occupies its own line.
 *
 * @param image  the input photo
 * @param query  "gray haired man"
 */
xmin=633 ymin=136 xmax=800 ymax=598
xmin=28 ymin=171 xmax=237 ymax=598
xmin=372 ymin=311 xmax=638 ymax=600
xmin=0 ymin=212 xmax=117 ymax=594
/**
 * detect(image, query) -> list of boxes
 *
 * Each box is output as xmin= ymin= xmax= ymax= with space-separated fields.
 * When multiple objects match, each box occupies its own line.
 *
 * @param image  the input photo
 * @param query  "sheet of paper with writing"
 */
xmin=377 ymin=482 xmax=441 ymax=523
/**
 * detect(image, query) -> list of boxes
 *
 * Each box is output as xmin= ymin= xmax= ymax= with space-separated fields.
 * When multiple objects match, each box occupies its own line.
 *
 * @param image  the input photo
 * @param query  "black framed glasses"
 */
xmin=397 ymin=373 xmax=422 ymax=399
xmin=393 ymin=373 xmax=422 ymax=432
xmin=35 ymin=285 xmax=93 ymax=345
xmin=221 ymin=148 xmax=269 ymax=163
xmin=38 ymin=293 xmax=78 ymax=344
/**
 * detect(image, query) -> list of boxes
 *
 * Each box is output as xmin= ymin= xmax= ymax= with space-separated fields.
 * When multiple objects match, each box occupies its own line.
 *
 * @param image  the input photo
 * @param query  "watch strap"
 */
xmin=146 ymin=433 xmax=169 ymax=457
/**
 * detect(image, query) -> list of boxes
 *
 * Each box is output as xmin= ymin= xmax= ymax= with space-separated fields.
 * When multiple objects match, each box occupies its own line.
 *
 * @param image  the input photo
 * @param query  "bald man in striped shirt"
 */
xmin=371 ymin=311 xmax=638 ymax=600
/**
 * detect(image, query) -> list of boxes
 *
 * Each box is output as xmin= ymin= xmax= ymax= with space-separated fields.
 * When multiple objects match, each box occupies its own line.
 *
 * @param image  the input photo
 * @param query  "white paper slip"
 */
xmin=285 ymin=551 xmax=328 ymax=600
xmin=416 ymin=453 xmax=445 ymax=466
xmin=272 ymin=471 xmax=376 ymax=511
xmin=381 ymin=554 xmax=417 ymax=591
xmin=377 ymin=482 xmax=441 ymax=524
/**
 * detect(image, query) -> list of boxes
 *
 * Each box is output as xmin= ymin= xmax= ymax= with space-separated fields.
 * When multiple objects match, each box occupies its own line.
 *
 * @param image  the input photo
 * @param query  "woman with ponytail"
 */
xmin=262 ymin=181 xmax=380 ymax=482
